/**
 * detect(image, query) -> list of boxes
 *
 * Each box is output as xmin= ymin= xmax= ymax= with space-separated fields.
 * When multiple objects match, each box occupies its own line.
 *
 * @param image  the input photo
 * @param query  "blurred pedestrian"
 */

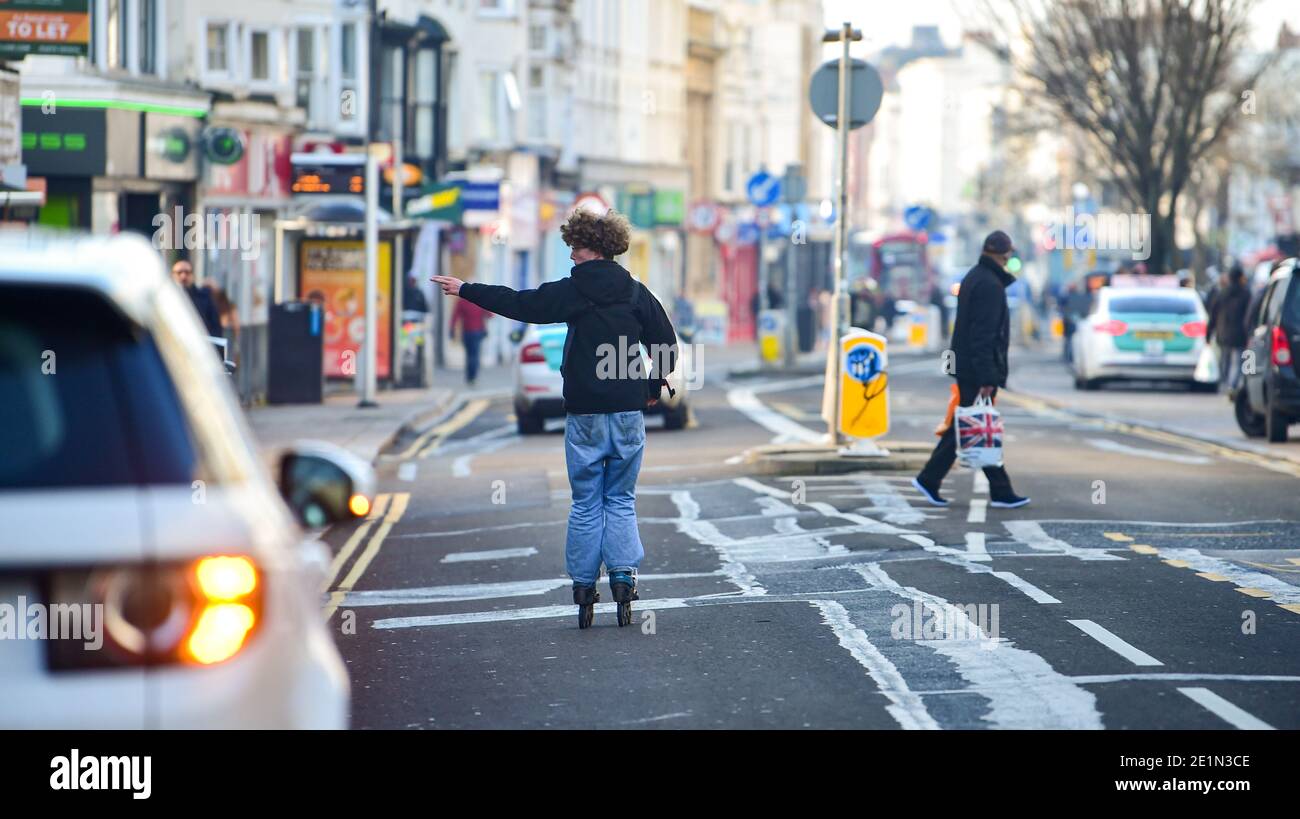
xmin=171 ymin=259 xmax=223 ymax=339
xmin=1207 ymin=264 xmax=1250 ymax=393
xmin=449 ymin=291 xmax=491 ymax=386
xmin=912 ymin=230 xmax=1030 ymax=510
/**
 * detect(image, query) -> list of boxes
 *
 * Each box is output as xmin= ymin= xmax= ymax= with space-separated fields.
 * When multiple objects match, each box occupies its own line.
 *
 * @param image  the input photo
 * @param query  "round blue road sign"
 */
xmin=746 ymin=171 xmax=782 ymax=208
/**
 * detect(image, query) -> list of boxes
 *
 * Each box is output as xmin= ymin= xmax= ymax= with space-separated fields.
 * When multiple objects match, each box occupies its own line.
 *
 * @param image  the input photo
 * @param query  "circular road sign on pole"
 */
xmin=809 ymin=58 xmax=883 ymax=131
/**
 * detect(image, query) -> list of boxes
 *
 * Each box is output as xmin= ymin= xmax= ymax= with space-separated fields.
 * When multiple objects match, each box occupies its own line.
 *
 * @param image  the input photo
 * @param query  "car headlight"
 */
xmin=47 ymin=556 xmax=263 ymax=671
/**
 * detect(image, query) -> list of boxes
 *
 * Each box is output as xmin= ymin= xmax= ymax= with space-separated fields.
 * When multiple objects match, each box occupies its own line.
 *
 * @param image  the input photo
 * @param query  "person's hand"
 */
xmin=979 ymin=385 xmax=995 ymax=398
xmin=647 ymin=398 xmax=659 ymax=408
xmin=431 ymin=276 xmax=462 ymax=296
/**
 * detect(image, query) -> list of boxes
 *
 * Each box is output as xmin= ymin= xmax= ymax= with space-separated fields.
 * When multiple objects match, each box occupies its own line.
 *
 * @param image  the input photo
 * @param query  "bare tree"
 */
xmin=996 ymin=0 xmax=1275 ymax=274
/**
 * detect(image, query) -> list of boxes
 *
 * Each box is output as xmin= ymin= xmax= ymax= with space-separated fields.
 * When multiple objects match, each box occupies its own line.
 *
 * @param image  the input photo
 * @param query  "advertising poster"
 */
xmin=300 ymin=239 xmax=392 ymax=379
xmin=0 ymin=1 xmax=91 ymax=58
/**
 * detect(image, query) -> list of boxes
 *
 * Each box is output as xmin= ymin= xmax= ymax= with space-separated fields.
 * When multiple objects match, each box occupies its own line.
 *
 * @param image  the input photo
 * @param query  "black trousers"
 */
xmin=916 ymin=382 xmax=1015 ymax=498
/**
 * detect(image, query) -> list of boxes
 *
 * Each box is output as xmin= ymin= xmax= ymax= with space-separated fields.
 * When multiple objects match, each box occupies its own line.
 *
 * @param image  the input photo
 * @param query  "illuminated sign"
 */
xmin=291 ymin=154 xmax=366 ymax=195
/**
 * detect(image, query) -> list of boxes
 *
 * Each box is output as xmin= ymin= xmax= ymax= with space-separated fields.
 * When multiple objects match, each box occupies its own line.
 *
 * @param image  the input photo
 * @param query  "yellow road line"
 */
xmin=1288 ymin=558 xmax=1300 ymax=567
xmin=419 ymin=399 xmax=491 ymax=458
xmin=1279 ymin=604 xmax=1300 ymax=616
xmin=1162 ymin=559 xmax=1192 ymax=569
xmin=1129 ymin=544 xmax=1159 ymax=555
xmin=1235 ymin=587 xmax=1274 ymax=599
xmin=1104 ymin=532 xmax=1134 ymax=542
xmin=1196 ymin=572 xmax=1231 ymax=582
xmin=323 ymin=492 xmax=410 ymax=621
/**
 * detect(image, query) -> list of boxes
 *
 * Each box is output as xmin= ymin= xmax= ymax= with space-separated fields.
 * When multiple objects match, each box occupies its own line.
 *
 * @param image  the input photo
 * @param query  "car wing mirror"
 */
xmin=278 ymin=441 xmax=376 ymax=528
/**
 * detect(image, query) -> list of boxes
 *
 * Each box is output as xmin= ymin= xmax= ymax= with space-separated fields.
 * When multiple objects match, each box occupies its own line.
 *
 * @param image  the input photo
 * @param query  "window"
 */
xmin=341 ymin=23 xmax=357 ymax=80
xmin=296 ymin=28 xmax=319 ymax=122
xmin=1263 ymin=282 xmax=1286 ymax=325
xmin=138 ymin=0 xmax=158 ymax=75
xmin=412 ymin=48 xmax=438 ymax=159
xmin=250 ymin=31 xmax=270 ymax=82
xmin=378 ymin=45 xmax=404 ymax=143
xmin=476 ymin=70 xmax=518 ymax=144
xmin=529 ymin=66 xmax=544 ymax=89
xmin=1284 ymin=277 xmax=1300 ymax=327
xmin=0 ymin=286 xmax=199 ymax=489
xmin=479 ymin=0 xmax=514 ymax=14
xmin=1107 ymin=295 xmax=1200 ymax=315
xmin=339 ymin=22 xmax=359 ymax=123
xmin=207 ymin=22 xmax=230 ymax=74
xmin=106 ymin=0 xmax=128 ymax=69
xmin=529 ymin=24 xmax=546 ymax=52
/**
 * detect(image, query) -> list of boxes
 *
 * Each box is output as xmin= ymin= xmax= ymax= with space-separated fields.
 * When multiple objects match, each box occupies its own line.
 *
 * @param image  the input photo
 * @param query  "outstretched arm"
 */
xmin=432 ymin=276 xmax=573 ymax=325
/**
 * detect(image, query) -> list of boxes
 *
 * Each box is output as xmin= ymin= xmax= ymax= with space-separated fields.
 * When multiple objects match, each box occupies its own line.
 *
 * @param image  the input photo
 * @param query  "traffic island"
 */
xmin=746 ymin=441 xmax=934 ymax=475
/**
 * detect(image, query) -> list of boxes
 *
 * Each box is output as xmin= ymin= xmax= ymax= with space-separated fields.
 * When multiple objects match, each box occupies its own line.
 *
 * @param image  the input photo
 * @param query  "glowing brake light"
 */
xmin=1180 ymin=321 xmax=1206 ymax=338
xmin=1093 ymin=319 xmax=1129 ymax=336
xmin=521 ymin=342 xmax=546 ymax=363
xmin=1273 ymin=326 xmax=1293 ymax=367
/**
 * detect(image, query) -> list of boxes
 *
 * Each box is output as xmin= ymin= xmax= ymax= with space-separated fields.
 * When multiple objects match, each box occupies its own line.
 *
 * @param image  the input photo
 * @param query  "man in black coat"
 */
xmin=171 ymin=259 xmax=223 ymax=339
xmin=1207 ymin=264 xmax=1251 ymax=393
xmin=913 ymin=231 xmax=1030 ymax=509
xmin=432 ymin=208 xmax=678 ymax=627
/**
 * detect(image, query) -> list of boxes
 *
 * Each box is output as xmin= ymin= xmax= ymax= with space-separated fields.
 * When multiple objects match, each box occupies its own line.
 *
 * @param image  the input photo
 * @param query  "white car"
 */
xmin=1070 ymin=286 xmax=1214 ymax=391
xmin=0 ymin=233 xmax=369 ymax=729
xmin=512 ymin=323 xmax=690 ymax=434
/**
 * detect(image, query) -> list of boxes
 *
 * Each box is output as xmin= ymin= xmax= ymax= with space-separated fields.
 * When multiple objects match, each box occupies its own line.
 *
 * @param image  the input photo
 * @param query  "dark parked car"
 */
xmin=1235 ymin=259 xmax=1300 ymax=442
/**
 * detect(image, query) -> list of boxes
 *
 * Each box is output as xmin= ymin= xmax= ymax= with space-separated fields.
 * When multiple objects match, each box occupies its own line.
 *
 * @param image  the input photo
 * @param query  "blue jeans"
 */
xmin=564 ymin=411 xmax=646 ymax=587
xmin=463 ymin=330 xmax=485 ymax=384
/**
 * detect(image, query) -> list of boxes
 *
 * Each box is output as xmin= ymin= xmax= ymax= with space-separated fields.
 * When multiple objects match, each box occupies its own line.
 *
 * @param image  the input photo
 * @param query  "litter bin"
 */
xmin=267 ymin=301 xmax=324 ymax=404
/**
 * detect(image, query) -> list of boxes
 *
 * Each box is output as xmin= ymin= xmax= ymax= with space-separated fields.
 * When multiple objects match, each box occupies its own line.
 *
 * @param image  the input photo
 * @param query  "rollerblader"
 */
xmin=433 ymin=208 xmax=677 ymax=628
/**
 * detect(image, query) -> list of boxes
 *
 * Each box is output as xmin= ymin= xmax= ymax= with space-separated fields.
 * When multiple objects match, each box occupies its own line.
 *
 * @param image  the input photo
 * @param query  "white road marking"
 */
xmin=442 ymin=547 xmax=539 ymax=563
xmin=1177 ymin=687 xmax=1275 ymax=730
xmin=964 ymin=532 xmax=991 ymax=561
xmin=373 ymin=597 xmax=692 ymax=628
xmin=811 ymin=600 xmax=941 ymax=730
xmin=1068 ymin=673 xmax=1300 ymax=684
xmin=973 ymin=471 xmax=989 ymax=495
xmin=990 ymin=571 xmax=1061 ymax=604
xmin=344 ymin=571 xmax=727 ymax=607
xmin=726 ymin=385 xmax=825 ymax=444
xmin=855 ymin=563 xmax=1104 ymax=729
xmin=626 ymin=712 xmax=694 ymax=725
xmin=391 ymin=520 xmax=564 ymax=540
xmin=1068 ymin=619 xmax=1164 ymax=666
xmin=1004 ymin=520 xmax=1125 ymax=561
xmin=968 ymin=500 xmax=987 ymax=523
xmin=1152 ymin=548 xmax=1300 ymax=606
xmin=397 ymin=462 xmax=418 ymax=482
xmin=1086 ymin=437 xmax=1213 ymax=465
xmin=936 ymin=557 xmax=1062 ymax=604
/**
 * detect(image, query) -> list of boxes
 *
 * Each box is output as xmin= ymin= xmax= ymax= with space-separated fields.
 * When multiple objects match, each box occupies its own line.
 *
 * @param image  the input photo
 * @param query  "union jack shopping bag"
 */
xmin=954 ymin=395 xmax=1004 ymax=469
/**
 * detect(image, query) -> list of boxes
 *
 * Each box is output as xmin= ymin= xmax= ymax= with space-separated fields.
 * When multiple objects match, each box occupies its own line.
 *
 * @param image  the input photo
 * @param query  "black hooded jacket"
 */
xmin=951 ymin=254 xmax=1016 ymax=387
xmin=458 ymin=259 xmax=678 ymax=414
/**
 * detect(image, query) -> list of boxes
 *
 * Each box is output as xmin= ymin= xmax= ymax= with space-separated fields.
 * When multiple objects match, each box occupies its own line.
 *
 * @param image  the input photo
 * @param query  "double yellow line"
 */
xmin=322 ymin=491 xmax=410 ymax=621
xmin=390 ymin=398 xmax=491 ymax=460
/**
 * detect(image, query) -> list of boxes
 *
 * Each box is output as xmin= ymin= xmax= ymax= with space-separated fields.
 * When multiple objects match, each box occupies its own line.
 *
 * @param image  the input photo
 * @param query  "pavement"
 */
xmin=243 ymin=365 xmax=512 ymax=466
xmin=313 ymin=344 xmax=1300 ymax=730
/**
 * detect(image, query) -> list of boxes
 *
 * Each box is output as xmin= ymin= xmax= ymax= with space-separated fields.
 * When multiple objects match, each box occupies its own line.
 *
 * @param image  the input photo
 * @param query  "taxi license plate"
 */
xmin=1133 ymin=330 xmax=1174 ymax=340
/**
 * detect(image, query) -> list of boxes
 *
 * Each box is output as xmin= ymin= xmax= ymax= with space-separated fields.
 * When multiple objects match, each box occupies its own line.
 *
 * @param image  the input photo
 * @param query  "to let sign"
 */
xmin=0 ymin=1 xmax=91 ymax=59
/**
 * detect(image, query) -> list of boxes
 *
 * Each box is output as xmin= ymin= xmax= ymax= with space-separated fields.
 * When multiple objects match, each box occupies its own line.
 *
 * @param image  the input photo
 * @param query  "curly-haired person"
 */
xmin=432 ymin=208 xmax=679 ymax=628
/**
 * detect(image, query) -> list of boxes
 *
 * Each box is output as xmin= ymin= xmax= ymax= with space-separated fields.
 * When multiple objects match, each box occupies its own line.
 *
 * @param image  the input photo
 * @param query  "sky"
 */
xmin=821 ymin=0 xmax=1300 ymax=55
